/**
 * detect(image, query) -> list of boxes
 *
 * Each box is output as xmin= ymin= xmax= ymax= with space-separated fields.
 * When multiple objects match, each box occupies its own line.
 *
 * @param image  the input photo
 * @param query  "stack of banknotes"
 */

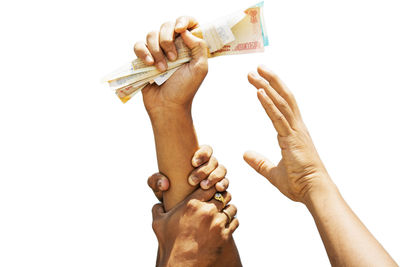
xmin=103 ymin=1 xmax=269 ymax=103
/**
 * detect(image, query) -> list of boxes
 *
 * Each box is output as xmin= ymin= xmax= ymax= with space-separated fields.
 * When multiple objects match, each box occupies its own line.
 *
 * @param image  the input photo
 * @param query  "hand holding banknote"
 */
xmin=134 ymin=16 xmax=208 ymax=115
xmin=104 ymin=2 xmax=268 ymax=104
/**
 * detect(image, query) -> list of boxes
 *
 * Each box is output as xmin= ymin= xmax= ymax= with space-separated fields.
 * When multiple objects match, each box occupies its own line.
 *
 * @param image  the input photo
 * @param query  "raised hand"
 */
xmin=244 ymin=65 xmax=331 ymax=203
xmin=134 ymin=16 xmax=208 ymax=115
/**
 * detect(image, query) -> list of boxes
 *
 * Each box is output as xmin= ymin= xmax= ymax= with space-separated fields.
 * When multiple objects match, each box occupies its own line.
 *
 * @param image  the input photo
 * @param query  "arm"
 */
xmin=134 ymin=17 xmax=241 ymax=265
xmin=305 ymin=180 xmax=396 ymax=266
xmin=149 ymin=107 xmax=199 ymax=210
xmin=244 ymin=65 xmax=398 ymax=266
xmin=135 ymin=17 xmax=208 ymax=211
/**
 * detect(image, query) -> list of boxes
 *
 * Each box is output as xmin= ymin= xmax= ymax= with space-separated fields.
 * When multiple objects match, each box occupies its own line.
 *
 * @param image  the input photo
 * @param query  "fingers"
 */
xmin=243 ymin=151 xmax=277 ymax=186
xmin=146 ymin=31 xmax=168 ymax=72
xmin=133 ymin=41 xmax=154 ymax=65
xmin=175 ymin=16 xmax=199 ymax=33
xmin=209 ymin=191 xmax=231 ymax=211
xmin=257 ymin=88 xmax=292 ymax=136
xmin=192 ymin=145 xmax=213 ymax=167
xmin=159 ymin=21 xmax=177 ymax=61
xmin=215 ymin=178 xmax=229 ymax=192
xmin=248 ymin=72 xmax=296 ymax=128
xmin=222 ymin=204 xmax=237 ymax=226
xmin=181 ymin=30 xmax=208 ymax=74
xmin=175 ymin=16 xmax=206 ymax=72
xmin=257 ymin=65 xmax=301 ymax=117
xmin=189 ymin=186 xmax=217 ymax=202
xmin=227 ymin=218 xmax=239 ymax=234
xmin=147 ymin=173 xmax=170 ymax=202
xmin=151 ymin=203 xmax=165 ymax=221
xmin=200 ymin=164 xmax=227 ymax=190
xmin=188 ymin=156 xmax=218 ymax=186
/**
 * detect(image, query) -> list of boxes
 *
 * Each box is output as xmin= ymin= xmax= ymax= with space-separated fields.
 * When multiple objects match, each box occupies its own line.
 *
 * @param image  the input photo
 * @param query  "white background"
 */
xmin=1 ymin=0 xmax=399 ymax=266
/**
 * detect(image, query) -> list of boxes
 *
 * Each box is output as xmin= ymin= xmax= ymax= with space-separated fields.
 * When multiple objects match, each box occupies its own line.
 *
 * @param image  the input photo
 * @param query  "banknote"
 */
xmin=104 ymin=1 xmax=269 ymax=103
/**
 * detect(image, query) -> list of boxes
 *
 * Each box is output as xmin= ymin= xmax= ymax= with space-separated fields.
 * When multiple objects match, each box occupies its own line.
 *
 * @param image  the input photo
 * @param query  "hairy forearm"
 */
xmin=305 ymin=178 xmax=397 ymax=267
xmin=149 ymin=106 xmax=199 ymax=211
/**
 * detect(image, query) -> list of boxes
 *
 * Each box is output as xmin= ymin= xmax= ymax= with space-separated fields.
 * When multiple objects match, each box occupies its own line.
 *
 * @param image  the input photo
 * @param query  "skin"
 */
xmin=148 ymin=146 xmax=239 ymax=267
xmin=135 ymin=16 xmax=207 ymax=211
xmin=244 ymin=65 xmax=398 ymax=267
xmin=152 ymin=187 xmax=239 ymax=267
xmin=134 ymin=17 xmax=241 ymax=266
xmin=147 ymin=145 xmax=230 ymax=202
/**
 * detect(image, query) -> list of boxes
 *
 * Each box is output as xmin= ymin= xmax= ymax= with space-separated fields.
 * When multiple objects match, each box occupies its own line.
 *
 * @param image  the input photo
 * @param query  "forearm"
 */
xmin=159 ymin=237 xmax=242 ymax=267
xmin=305 ymin=178 xmax=397 ymax=267
xmin=150 ymin=106 xmax=199 ymax=211
xmin=150 ymin=107 xmax=241 ymax=266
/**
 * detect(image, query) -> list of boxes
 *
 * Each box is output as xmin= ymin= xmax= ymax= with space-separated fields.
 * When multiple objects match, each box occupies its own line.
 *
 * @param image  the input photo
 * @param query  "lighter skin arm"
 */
xmin=244 ymin=65 xmax=398 ymax=266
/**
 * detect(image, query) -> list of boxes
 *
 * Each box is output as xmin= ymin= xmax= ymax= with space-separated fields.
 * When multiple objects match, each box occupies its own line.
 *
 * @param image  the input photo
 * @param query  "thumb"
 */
xmin=181 ymin=30 xmax=208 ymax=68
xmin=243 ymin=150 xmax=276 ymax=183
xmin=151 ymin=203 xmax=165 ymax=221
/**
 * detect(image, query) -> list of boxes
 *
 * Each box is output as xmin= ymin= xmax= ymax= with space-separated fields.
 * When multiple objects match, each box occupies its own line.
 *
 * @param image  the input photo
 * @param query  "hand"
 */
xmin=134 ymin=16 xmax=208 ymax=115
xmin=244 ymin=65 xmax=332 ymax=203
xmin=148 ymin=145 xmax=229 ymax=202
xmin=152 ymin=185 xmax=239 ymax=267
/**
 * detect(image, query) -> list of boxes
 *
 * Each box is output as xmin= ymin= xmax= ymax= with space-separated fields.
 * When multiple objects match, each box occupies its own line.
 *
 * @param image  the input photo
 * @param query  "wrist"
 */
xmin=147 ymin=103 xmax=192 ymax=121
xmin=303 ymin=175 xmax=340 ymax=209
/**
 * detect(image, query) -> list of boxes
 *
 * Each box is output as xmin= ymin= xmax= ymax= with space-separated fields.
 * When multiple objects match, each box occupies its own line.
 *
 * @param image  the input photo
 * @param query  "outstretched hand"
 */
xmin=244 ymin=66 xmax=331 ymax=203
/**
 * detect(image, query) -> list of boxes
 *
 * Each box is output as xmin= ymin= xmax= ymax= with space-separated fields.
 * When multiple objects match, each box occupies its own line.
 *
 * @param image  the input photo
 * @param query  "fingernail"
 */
xmin=145 ymin=55 xmax=154 ymax=64
xmin=193 ymin=158 xmax=202 ymax=167
xmin=176 ymin=23 xmax=183 ymax=29
xmin=157 ymin=62 xmax=167 ymax=72
xmin=167 ymin=52 xmax=177 ymax=61
xmin=157 ymin=180 xmax=162 ymax=190
xmin=201 ymin=180 xmax=210 ymax=189
xmin=259 ymin=89 xmax=266 ymax=96
xmin=249 ymin=72 xmax=257 ymax=78
xmin=188 ymin=175 xmax=198 ymax=186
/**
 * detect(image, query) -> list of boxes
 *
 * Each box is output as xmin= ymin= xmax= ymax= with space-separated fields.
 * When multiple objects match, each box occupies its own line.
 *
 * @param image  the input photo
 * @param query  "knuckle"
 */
xmin=194 ymin=169 xmax=207 ymax=179
xmin=186 ymin=199 xmax=200 ymax=211
xmin=151 ymin=220 xmax=159 ymax=232
xmin=225 ymin=192 xmax=232 ymax=202
xmin=210 ymin=156 xmax=218 ymax=166
xmin=265 ymin=98 xmax=274 ymax=107
xmin=146 ymin=31 xmax=158 ymax=41
xmin=218 ymin=165 xmax=227 ymax=176
xmin=176 ymin=16 xmax=186 ymax=23
xmin=199 ymin=204 xmax=213 ymax=217
xmin=278 ymin=99 xmax=289 ymax=110
xmin=275 ymin=115 xmax=285 ymax=122
xmin=268 ymin=72 xmax=279 ymax=82
xmin=160 ymin=38 xmax=173 ymax=48
xmin=133 ymin=42 xmax=142 ymax=52
xmin=230 ymin=204 xmax=237 ymax=212
xmin=256 ymin=159 xmax=267 ymax=173
xmin=233 ymin=219 xmax=240 ymax=229
xmin=213 ymin=217 xmax=226 ymax=228
xmin=222 ymin=178 xmax=229 ymax=188
xmin=160 ymin=21 xmax=172 ymax=29
xmin=203 ymin=144 xmax=213 ymax=154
